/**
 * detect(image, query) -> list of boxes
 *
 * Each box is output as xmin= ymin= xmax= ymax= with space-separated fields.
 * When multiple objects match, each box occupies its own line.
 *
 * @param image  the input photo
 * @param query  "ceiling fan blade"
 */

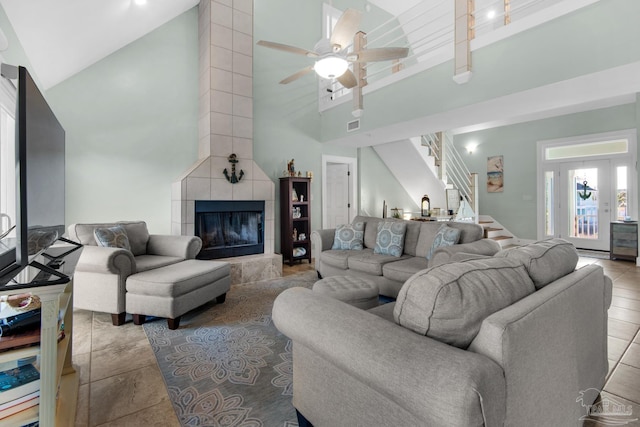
xmin=349 ymin=47 xmax=410 ymax=63
xmin=336 ymin=69 xmax=357 ymax=89
xmin=257 ymin=40 xmax=318 ymax=58
xmin=330 ymin=8 xmax=362 ymax=50
xmin=280 ymin=66 xmax=315 ymax=84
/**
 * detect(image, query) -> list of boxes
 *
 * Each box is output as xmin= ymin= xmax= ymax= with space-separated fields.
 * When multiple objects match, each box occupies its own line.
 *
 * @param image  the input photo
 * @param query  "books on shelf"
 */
xmin=0 ymin=390 xmax=39 ymax=419
xmin=0 ymin=294 xmax=42 ymax=353
xmin=0 ymin=363 xmax=40 ymax=406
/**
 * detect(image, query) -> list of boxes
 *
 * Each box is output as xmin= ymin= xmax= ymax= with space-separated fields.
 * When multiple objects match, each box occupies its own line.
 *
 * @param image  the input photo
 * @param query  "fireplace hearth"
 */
xmin=195 ymin=200 xmax=265 ymax=259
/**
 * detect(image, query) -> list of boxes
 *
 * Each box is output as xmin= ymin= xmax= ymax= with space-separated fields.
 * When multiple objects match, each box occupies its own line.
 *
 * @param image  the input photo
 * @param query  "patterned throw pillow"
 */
xmin=373 ymin=221 xmax=407 ymax=257
xmin=94 ymin=225 xmax=132 ymax=251
xmin=426 ymin=224 xmax=461 ymax=260
xmin=332 ymin=222 xmax=365 ymax=250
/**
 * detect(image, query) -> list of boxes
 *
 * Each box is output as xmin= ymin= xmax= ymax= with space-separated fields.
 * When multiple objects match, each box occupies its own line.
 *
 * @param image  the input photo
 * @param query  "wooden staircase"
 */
xmin=479 ymin=216 xmax=518 ymax=248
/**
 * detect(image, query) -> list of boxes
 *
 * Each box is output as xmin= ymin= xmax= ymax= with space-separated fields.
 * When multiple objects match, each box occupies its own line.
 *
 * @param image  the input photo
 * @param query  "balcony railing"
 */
xmin=318 ymin=0 xmax=600 ymax=111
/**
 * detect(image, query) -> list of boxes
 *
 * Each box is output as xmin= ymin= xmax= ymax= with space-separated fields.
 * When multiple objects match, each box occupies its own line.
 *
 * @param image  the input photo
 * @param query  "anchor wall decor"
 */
xmin=223 ymin=153 xmax=244 ymax=184
xmin=578 ymin=180 xmax=592 ymax=200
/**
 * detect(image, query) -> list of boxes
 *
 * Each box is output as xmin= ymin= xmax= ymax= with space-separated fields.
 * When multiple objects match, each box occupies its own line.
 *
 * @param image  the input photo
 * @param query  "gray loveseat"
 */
xmin=311 ymin=215 xmax=501 ymax=297
xmin=273 ymin=239 xmax=611 ymax=426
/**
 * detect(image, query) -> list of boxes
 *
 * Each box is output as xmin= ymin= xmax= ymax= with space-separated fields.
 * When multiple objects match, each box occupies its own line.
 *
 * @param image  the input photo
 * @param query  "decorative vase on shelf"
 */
xmin=292 ymin=188 xmax=298 ymax=202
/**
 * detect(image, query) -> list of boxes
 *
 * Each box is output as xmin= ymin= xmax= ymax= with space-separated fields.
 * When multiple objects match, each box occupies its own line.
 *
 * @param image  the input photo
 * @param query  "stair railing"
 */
xmin=422 ymin=131 xmax=478 ymax=215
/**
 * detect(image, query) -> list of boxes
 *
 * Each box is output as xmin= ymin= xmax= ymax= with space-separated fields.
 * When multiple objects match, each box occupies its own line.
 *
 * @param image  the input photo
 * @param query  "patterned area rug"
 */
xmin=143 ymin=270 xmax=318 ymax=427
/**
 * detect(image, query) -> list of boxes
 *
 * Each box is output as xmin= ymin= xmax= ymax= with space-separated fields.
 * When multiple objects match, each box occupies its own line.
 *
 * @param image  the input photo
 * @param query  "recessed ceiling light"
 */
xmin=487 ymin=10 xmax=496 ymax=19
xmin=135 ymin=0 xmax=147 ymax=5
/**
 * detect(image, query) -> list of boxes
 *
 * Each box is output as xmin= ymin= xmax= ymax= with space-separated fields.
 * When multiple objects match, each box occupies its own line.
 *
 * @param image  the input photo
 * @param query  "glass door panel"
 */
xmin=560 ymin=161 xmax=610 ymax=250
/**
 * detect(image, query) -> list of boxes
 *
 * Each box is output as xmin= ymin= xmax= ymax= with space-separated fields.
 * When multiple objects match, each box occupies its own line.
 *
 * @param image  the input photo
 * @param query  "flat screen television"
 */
xmin=0 ymin=65 xmax=66 ymax=286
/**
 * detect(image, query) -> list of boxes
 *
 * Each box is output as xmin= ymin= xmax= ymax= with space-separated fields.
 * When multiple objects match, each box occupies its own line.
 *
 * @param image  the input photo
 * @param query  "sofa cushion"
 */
xmin=320 ymin=250 xmax=352 ymax=270
xmin=348 ymin=249 xmax=409 ymax=276
xmin=415 ymin=221 xmax=484 ymax=258
xmin=495 ymin=238 xmax=578 ymax=289
xmin=374 ymin=221 xmax=407 ymax=257
xmin=134 ymin=255 xmax=184 ymax=272
xmin=382 ymin=257 xmax=429 ymax=283
xmin=126 ymin=259 xmax=230 ymax=298
xmin=68 ymin=220 xmax=149 ymax=256
xmin=354 ymin=215 xmax=382 ymax=249
xmin=332 ymin=222 xmax=365 ymax=250
xmin=394 ymin=257 xmax=535 ymax=348
xmin=426 ymin=225 xmax=461 ymax=260
xmin=452 ymin=222 xmax=484 ymax=244
xmin=402 ymin=220 xmax=422 ymax=256
xmin=117 ymin=221 xmax=150 ymax=256
xmin=94 ymin=226 xmax=131 ymax=251
xmin=69 ymin=222 xmax=117 ymax=246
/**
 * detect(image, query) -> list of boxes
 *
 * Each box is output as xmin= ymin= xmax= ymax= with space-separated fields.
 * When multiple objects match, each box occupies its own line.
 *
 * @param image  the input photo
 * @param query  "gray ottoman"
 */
xmin=126 ymin=259 xmax=230 ymax=329
xmin=312 ymin=276 xmax=379 ymax=309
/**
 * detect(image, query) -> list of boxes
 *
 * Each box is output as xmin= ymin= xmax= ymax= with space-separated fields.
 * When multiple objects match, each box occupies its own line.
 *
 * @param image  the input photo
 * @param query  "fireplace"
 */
xmin=195 ymin=200 xmax=265 ymax=259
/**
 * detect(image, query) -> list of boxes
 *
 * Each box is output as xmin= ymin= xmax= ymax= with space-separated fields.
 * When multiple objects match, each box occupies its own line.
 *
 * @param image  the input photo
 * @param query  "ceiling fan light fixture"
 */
xmin=314 ymin=56 xmax=349 ymax=79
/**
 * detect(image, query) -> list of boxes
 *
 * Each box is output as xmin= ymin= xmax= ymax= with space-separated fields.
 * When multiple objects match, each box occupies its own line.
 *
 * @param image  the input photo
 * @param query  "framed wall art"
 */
xmin=487 ymin=155 xmax=504 ymax=193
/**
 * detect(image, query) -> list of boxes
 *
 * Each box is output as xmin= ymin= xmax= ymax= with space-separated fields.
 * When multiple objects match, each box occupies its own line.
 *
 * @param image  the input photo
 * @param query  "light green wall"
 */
xmin=454 ymin=103 xmax=638 ymax=240
xmin=320 ymin=0 xmax=640 ymax=142
xmin=358 ymin=147 xmax=419 ymax=217
xmin=46 ymin=9 xmax=199 ymax=234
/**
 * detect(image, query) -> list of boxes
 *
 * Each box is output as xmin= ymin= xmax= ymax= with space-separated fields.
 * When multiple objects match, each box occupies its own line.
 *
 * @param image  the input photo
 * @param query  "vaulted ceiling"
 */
xmin=0 ymin=0 xmax=411 ymax=90
xmin=0 ymin=0 xmax=199 ymax=89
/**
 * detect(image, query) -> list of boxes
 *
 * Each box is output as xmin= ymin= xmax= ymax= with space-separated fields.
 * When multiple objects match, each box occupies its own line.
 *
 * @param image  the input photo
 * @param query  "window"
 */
xmin=544 ymin=170 xmax=554 ymax=236
xmin=545 ymin=139 xmax=628 ymax=161
xmin=616 ymin=166 xmax=628 ymax=220
xmin=323 ymin=3 xmax=342 ymax=40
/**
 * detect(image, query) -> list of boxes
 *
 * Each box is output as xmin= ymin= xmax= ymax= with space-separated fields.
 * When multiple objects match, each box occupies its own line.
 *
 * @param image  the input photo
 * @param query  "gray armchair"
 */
xmin=67 ymin=221 xmax=202 ymax=325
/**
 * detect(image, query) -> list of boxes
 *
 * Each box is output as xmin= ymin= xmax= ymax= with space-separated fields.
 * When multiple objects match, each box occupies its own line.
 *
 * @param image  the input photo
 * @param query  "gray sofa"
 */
xmin=311 ymin=215 xmax=501 ymax=297
xmin=273 ymin=239 xmax=611 ymax=426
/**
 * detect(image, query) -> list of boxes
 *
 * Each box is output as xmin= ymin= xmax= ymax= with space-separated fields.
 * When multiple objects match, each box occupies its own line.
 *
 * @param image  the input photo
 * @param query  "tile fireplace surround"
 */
xmin=170 ymin=0 xmax=282 ymax=285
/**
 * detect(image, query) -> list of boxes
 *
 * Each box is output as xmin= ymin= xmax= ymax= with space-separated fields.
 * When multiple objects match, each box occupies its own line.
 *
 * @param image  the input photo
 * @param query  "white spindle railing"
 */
xmin=422 ymin=131 xmax=478 ymax=214
xmin=319 ymin=0 xmax=579 ymax=109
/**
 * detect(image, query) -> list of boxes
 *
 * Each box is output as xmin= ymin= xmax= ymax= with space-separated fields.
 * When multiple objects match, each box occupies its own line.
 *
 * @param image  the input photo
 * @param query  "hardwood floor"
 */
xmin=71 ymin=257 xmax=640 ymax=426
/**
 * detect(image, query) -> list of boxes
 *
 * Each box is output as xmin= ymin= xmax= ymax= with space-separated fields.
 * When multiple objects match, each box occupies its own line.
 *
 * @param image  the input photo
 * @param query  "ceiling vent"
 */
xmin=347 ymin=119 xmax=360 ymax=132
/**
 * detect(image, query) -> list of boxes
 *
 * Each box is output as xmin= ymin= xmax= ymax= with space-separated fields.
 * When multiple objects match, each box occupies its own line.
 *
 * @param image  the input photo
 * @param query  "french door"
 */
xmin=559 ymin=160 xmax=611 ymax=250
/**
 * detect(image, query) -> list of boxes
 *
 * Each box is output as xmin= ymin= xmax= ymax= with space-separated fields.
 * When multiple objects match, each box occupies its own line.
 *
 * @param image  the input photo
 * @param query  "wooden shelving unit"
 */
xmin=0 ymin=241 xmax=80 ymax=427
xmin=280 ymin=177 xmax=312 ymax=266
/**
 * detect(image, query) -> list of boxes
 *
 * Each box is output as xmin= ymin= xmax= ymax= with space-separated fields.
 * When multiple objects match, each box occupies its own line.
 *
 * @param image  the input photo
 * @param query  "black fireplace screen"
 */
xmin=195 ymin=200 xmax=264 ymax=259
xmin=199 ymin=211 xmax=261 ymax=249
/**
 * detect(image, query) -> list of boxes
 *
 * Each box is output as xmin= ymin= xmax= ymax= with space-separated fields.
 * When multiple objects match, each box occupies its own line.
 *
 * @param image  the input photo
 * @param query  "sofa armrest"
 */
xmin=273 ymin=288 xmax=506 ymax=426
xmin=147 ymin=234 xmax=202 ymax=259
xmin=468 ymin=264 xmax=609 ymax=425
xmin=311 ymin=228 xmax=335 ymax=254
xmin=75 ymin=245 xmax=136 ymax=276
xmin=429 ymin=238 xmax=501 ymax=267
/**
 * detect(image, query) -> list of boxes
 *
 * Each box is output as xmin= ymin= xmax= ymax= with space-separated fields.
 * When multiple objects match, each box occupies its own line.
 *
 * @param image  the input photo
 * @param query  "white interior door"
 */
xmin=559 ymin=160 xmax=611 ymax=250
xmin=326 ymin=163 xmax=350 ymax=228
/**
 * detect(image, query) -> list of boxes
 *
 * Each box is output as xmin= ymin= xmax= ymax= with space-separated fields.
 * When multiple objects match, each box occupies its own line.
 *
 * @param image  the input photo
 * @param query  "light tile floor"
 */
xmin=72 ymin=259 xmax=639 ymax=426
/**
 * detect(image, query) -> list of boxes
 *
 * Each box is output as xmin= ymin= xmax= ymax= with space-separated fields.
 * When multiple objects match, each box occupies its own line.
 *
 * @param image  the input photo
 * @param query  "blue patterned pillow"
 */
xmin=332 ymin=222 xmax=365 ymax=250
xmin=94 ymin=225 xmax=132 ymax=251
xmin=427 ymin=224 xmax=461 ymax=260
xmin=373 ymin=221 xmax=407 ymax=257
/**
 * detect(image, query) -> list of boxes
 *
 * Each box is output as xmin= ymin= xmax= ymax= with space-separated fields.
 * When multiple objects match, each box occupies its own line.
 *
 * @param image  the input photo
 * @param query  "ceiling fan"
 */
xmin=257 ymin=8 xmax=409 ymax=89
